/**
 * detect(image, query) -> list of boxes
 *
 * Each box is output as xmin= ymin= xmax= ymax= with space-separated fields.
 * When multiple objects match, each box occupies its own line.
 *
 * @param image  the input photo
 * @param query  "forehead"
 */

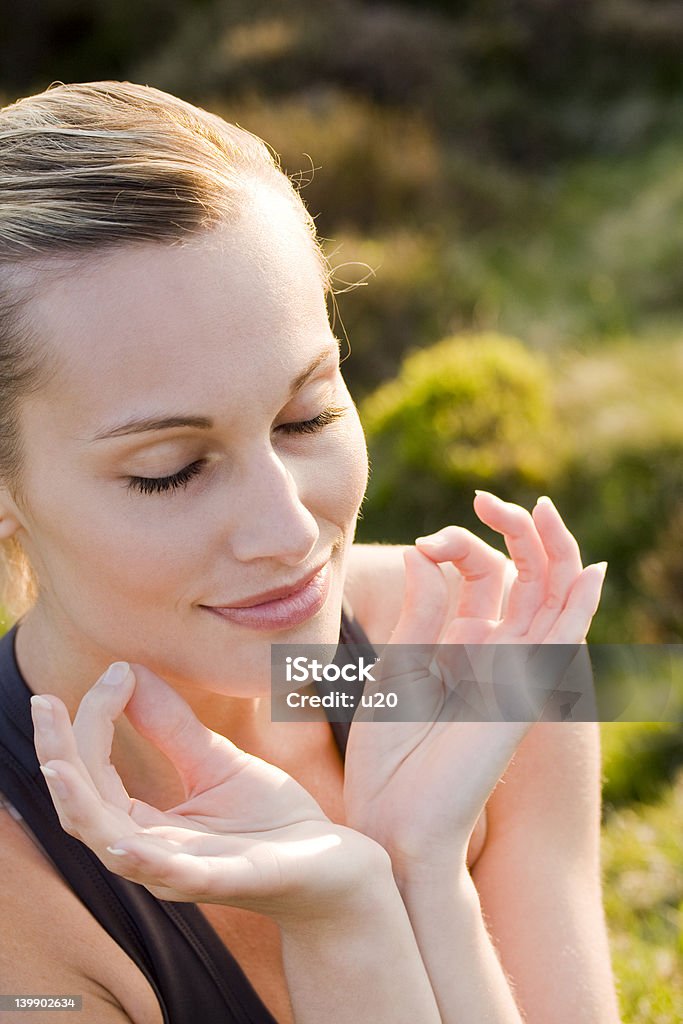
xmin=23 ymin=192 xmax=330 ymax=432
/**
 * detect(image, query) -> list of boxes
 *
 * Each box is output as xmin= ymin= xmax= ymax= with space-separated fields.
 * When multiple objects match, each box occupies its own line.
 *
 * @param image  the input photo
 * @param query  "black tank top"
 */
xmin=0 ymin=602 xmax=377 ymax=1024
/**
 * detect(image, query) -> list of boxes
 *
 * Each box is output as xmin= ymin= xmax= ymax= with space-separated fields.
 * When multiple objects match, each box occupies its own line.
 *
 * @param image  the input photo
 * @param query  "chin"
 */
xmin=163 ymin=598 xmax=345 ymax=698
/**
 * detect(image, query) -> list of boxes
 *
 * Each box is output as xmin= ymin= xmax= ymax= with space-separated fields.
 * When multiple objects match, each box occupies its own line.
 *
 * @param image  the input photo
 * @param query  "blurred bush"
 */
xmin=635 ymin=507 xmax=683 ymax=642
xmin=129 ymin=0 xmax=683 ymax=165
xmin=358 ymin=332 xmax=553 ymax=534
xmin=213 ymin=93 xmax=449 ymax=234
xmin=6 ymin=2 xmax=683 ymax=371
xmin=601 ymin=723 xmax=683 ymax=810
xmin=0 ymin=0 xmax=189 ymax=90
xmin=601 ymin=766 xmax=683 ymax=1022
xmin=357 ymin=332 xmax=683 ymax=643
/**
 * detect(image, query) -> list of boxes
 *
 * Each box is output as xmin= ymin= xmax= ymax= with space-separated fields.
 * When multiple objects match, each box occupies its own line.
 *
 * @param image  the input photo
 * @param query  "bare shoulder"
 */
xmin=343 ymin=542 xmax=412 ymax=646
xmin=0 ymin=806 xmax=162 ymax=1024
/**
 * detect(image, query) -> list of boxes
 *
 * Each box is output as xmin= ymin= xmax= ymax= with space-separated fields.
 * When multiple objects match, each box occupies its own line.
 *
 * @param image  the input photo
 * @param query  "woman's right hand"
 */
xmin=30 ymin=663 xmax=388 ymax=927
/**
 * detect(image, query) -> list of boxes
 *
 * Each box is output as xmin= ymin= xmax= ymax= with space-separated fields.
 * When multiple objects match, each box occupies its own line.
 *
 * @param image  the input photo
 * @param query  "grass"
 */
xmin=601 ymin=760 xmax=683 ymax=1022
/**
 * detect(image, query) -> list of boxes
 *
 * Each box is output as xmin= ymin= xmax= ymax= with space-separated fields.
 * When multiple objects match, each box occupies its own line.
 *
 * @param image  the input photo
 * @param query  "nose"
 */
xmin=229 ymin=447 xmax=320 ymax=566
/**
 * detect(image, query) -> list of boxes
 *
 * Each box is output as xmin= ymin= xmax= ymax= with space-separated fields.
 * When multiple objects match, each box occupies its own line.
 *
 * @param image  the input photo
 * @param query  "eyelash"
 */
xmin=126 ymin=405 xmax=348 ymax=496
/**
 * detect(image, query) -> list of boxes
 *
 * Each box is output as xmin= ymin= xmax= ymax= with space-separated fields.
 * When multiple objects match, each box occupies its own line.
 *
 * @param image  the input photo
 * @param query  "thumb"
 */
xmin=125 ymin=665 xmax=250 ymax=796
xmin=370 ymin=548 xmax=450 ymax=691
xmin=390 ymin=546 xmax=450 ymax=645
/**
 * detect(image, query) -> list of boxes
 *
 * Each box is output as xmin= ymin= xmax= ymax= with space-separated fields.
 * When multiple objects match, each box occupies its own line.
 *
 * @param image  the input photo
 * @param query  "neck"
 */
xmin=14 ymin=604 xmax=328 ymax=809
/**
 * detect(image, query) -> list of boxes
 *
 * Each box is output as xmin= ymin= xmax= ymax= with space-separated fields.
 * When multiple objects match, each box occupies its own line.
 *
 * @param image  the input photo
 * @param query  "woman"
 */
xmin=0 ymin=82 xmax=621 ymax=1023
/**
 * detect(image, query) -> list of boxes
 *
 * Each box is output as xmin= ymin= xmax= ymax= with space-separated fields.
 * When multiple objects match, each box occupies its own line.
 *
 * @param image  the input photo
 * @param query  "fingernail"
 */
xmin=31 ymin=694 xmax=52 ymax=711
xmin=595 ymin=561 xmax=608 ymax=575
xmin=415 ymin=539 xmax=444 ymax=553
xmin=101 ymin=661 xmax=131 ymax=686
xmin=40 ymin=764 xmax=68 ymax=799
xmin=30 ymin=695 xmax=53 ymax=731
xmin=536 ymin=495 xmax=554 ymax=507
xmin=107 ymin=844 xmax=139 ymax=862
xmin=415 ymin=530 xmax=448 ymax=550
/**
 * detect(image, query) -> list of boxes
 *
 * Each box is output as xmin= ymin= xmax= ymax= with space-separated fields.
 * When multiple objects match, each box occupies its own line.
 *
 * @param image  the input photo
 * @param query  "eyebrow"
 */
xmin=89 ymin=344 xmax=340 ymax=441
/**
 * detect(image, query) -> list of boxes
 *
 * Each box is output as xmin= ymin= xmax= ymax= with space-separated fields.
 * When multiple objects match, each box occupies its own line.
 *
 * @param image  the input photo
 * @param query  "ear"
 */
xmin=0 ymin=487 xmax=24 ymax=541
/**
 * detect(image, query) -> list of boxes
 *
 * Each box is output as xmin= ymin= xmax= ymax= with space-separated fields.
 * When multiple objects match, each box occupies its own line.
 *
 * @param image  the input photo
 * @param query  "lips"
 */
xmin=201 ymin=561 xmax=332 ymax=631
xmin=207 ymin=561 xmax=330 ymax=610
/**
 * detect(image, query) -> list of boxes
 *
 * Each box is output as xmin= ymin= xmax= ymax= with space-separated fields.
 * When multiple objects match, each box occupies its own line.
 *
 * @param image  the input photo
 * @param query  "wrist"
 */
xmin=391 ymin=849 xmax=473 ymax=903
xmin=382 ymin=837 xmax=470 ymax=892
xmin=279 ymin=870 xmax=415 ymax=981
xmin=275 ymin=830 xmax=399 ymax=936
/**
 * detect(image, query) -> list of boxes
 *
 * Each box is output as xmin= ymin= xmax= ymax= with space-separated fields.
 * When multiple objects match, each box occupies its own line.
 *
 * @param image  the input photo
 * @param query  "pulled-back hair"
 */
xmin=0 ymin=80 xmax=328 ymax=618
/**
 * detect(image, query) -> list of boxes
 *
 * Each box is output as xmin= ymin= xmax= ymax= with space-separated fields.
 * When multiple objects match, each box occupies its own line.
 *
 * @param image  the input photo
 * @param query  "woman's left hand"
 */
xmin=343 ymin=491 xmax=606 ymax=883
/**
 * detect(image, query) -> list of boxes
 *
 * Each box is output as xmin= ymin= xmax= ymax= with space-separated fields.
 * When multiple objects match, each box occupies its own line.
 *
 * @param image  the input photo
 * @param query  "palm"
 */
xmin=32 ymin=662 xmax=372 ymax=913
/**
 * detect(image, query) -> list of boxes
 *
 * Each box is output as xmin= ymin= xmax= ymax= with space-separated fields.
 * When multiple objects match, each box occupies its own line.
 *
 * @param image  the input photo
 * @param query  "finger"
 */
xmin=31 ymin=695 xmax=100 ymax=797
xmin=39 ymin=758 xmax=137 ymax=862
xmin=124 ymin=664 xmax=250 ymax=797
xmin=441 ymin=617 xmax=498 ymax=644
xmin=544 ymin=562 xmax=607 ymax=644
xmin=415 ymin=525 xmax=508 ymax=620
xmin=103 ymin=835 xmax=205 ymax=900
xmin=128 ymin=798 xmax=183 ymax=830
xmin=72 ymin=662 xmax=137 ymax=804
xmin=473 ymin=491 xmax=548 ymax=635
xmin=525 ymin=496 xmax=584 ymax=641
xmin=365 ymin=548 xmax=447 ymax=706
xmin=102 ymin=834 xmax=264 ymax=904
xmin=391 ymin=547 xmax=449 ymax=645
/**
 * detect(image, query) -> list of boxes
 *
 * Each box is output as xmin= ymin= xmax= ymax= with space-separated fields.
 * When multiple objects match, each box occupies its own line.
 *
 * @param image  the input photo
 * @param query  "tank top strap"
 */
xmin=324 ymin=600 xmax=378 ymax=758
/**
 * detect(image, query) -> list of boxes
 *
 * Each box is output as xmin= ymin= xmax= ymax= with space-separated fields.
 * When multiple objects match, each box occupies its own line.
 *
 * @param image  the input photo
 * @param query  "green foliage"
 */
xmin=601 ymin=723 xmax=683 ymax=810
xmin=458 ymin=142 xmax=683 ymax=348
xmin=548 ymin=341 xmax=683 ymax=641
xmin=359 ymin=333 xmax=554 ymax=539
xmin=634 ymin=507 xmax=683 ymax=643
xmin=214 ymin=94 xmax=449 ymax=235
xmin=601 ymin=768 xmax=683 ymax=1023
xmin=11 ymin=0 xmax=683 ymax=172
xmin=357 ymin=333 xmax=683 ymax=642
xmin=0 ymin=0 xmax=190 ymax=93
xmin=330 ymin=230 xmax=452 ymax=399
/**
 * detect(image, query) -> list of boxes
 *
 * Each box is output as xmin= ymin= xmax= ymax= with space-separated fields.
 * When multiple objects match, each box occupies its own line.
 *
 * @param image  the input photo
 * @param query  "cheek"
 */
xmin=22 ymin=471 xmax=192 ymax=605
xmin=315 ymin=416 xmax=369 ymax=523
xmin=20 ymin=414 xmax=369 ymax=612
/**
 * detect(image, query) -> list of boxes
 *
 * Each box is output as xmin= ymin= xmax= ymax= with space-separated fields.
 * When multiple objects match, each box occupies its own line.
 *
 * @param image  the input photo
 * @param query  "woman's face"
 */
xmin=11 ymin=188 xmax=369 ymax=695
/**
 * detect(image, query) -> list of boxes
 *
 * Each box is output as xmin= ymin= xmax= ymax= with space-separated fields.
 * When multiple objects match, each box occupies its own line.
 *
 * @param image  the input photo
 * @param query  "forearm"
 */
xmin=398 ymin=865 xmax=525 ymax=1024
xmin=280 ymin=873 xmax=441 ymax=1024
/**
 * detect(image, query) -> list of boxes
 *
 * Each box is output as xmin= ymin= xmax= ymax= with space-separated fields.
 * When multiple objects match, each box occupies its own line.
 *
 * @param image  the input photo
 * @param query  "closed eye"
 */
xmin=126 ymin=459 xmax=206 ymax=496
xmin=278 ymin=404 xmax=347 ymax=436
xmin=126 ymin=404 xmax=348 ymax=495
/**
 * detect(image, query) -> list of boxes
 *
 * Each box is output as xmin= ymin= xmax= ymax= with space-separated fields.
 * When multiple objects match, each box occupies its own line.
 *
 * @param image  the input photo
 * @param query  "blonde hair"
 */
xmin=0 ymin=80 xmax=329 ymax=620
